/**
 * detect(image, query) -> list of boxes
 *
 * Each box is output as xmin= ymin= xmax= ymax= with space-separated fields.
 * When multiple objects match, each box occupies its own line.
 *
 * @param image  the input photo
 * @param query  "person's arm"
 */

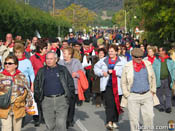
xmin=0 ymin=45 xmax=6 ymax=56
xmin=27 ymin=60 xmax=35 ymax=92
xmin=30 ymin=83 xmax=34 ymax=92
xmin=150 ymin=65 xmax=156 ymax=95
xmin=72 ymin=59 xmax=84 ymax=78
xmin=65 ymin=67 xmax=75 ymax=98
xmin=34 ymin=69 xmax=41 ymax=103
xmin=121 ymin=66 xmax=130 ymax=98
xmin=28 ymin=60 xmax=35 ymax=82
xmin=22 ymin=75 xmax=33 ymax=107
xmin=94 ymin=60 xmax=106 ymax=77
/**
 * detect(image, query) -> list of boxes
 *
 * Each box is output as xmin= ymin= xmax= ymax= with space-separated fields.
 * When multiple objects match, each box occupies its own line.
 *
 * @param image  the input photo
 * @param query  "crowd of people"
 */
xmin=0 ymin=30 xmax=175 ymax=131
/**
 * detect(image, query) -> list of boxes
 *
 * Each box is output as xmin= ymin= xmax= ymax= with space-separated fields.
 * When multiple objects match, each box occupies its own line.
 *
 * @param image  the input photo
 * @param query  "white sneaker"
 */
xmin=106 ymin=123 xmax=113 ymax=130
xmin=112 ymin=123 xmax=119 ymax=129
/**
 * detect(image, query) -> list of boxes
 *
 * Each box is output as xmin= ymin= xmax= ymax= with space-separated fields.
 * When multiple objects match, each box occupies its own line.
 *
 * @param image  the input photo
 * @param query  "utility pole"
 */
xmin=124 ymin=10 xmax=127 ymax=33
xmin=24 ymin=0 xmax=29 ymax=5
xmin=72 ymin=9 xmax=75 ymax=30
xmin=53 ymin=0 xmax=55 ymax=16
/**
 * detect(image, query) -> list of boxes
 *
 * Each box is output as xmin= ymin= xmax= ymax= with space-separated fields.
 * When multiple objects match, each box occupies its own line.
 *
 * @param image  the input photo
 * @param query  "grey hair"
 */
xmin=46 ymin=50 xmax=58 ymax=59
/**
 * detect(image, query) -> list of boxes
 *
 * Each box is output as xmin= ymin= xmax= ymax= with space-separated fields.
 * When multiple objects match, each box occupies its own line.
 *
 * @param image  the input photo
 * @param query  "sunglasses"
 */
xmin=4 ymin=62 xmax=15 ymax=65
xmin=133 ymin=56 xmax=142 ymax=58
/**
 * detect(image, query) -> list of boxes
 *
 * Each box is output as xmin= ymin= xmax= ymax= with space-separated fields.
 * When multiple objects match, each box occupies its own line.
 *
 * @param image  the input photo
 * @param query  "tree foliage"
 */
xmin=55 ymin=4 xmax=97 ymax=31
xmin=0 ymin=0 xmax=71 ymax=40
xmin=112 ymin=9 xmax=125 ymax=28
xmin=138 ymin=0 xmax=175 ymax=44
xmin=123 ymin=0 xmax=175 ymax=45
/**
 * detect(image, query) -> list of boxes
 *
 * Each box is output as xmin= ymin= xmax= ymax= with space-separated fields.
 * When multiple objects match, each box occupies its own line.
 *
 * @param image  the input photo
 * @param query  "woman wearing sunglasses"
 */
xmin=0 ymin=55 xmax=32 ymax=131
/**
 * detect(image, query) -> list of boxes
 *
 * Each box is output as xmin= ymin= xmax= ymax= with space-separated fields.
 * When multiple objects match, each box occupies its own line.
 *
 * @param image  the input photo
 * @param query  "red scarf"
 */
xmin=18 ymin=53 xmax=26 ymax=61
xmin=109 ymin=57 xmax=118 ymax=64
xmin=51 ymin=47 xmax=57 ymax=52
xmin=112 ymin=70 xmax=123 ymax=115
xmin=4 ymin=42 xmax=14 ymax=48
xmin=127 ymin=46 xmax=132 ymax=51
xmin=95 ymin=51 xmax=98 ymax=55
xmin=147 ymin=55 xmax=156 ymax=64
xmin=159 ymin=55 xmax=169 ymax=62
xmin=133 ymin=60 xmax=145 ymax=72
xmin=1 ymin=69 xmax=21 ymax=81
xmin=83 ymin=46 xmax=94 ymax=54
xmin=35 ymin=53 xmax=45 ymax=64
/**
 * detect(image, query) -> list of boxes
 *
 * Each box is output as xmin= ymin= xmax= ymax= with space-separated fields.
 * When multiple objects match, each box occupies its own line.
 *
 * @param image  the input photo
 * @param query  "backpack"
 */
xmin=0 ymin=85 xmax=12 ymax=109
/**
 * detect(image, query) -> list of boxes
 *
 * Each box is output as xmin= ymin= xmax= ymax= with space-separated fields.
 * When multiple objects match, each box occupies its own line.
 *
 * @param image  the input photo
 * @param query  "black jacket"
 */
xmin=34 ymin=64 xmax=75 ymax=104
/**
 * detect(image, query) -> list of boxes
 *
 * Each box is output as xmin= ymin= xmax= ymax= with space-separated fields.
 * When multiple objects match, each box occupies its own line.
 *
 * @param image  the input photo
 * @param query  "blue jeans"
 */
xmin=42 ymin=95 xmax=68 ymax=131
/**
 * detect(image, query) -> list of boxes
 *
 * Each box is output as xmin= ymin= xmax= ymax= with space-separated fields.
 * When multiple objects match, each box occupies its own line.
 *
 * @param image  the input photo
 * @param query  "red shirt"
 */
xmin=30 ymin=54 xmax=45 ymax=75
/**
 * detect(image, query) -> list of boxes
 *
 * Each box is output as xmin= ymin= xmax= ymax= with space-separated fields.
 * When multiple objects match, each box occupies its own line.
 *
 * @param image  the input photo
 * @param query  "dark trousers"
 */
xmin=84 ymin=69 xmax=92 ymax=101
xmin=67 ymin=95 xmax=76 ymax=123
xmin=103 ymin=86 xmax=122 ymax=123
xmin=33 ymin=103 xmax=44 ymax=123
xmin=95 ymin=93 xmax=102 ymax=105
xmin=75 ymin=94 xmax=82 ymax=105
xmin=157 ymin=78 xmax=172 ymax=109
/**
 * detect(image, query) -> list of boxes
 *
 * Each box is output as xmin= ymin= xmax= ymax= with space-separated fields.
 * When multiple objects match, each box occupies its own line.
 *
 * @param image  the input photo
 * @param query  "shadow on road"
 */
xmin=22 ymin=127 xmax=37 ymax=131
xmin=94 ymin=111 xmax=106 ymax=124
xmin=118 ymin=120 xmax=130 ymax=131
xmin=75 ymin=109 xmax=89 ymax=121
xmin=68 ymin=127 xmax=79 ymax=131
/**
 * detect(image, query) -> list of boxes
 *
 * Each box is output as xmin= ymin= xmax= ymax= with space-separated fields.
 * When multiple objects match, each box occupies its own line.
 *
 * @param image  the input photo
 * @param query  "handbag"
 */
xmin=0 ymin=86 xmax=12 ymax=109
xmin=26 ymin=92 xmax=38 ymax=116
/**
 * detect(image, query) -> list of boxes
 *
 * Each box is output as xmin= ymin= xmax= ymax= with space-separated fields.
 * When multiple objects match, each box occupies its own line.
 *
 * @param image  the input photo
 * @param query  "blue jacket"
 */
xmin=18 ymin=59 xmax=35 ymax=85
xmin=153 ymin=58 xmax=175 ymax=88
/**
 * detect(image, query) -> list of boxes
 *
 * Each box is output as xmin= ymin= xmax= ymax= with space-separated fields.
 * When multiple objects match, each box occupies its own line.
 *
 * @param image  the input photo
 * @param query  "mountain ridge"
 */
xmin=29 ymin=0 xmax=123 ymax=15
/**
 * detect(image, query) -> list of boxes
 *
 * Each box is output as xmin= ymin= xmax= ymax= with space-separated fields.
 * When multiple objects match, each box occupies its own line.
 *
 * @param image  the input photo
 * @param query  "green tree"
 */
xmin=123 ymin=0 xmax=175 ymax=45
xmin=55 ymin=4 xmax=97 ymax=31
xmin=112 ymin=9 xmax=125 ymax=28
xmin=124 ymin=0 xmax=143 ymax=32
xmin=0 ymin=0 xmax=71 ymax=39
xmin=138 ymin=0 xmax=175 ymax=44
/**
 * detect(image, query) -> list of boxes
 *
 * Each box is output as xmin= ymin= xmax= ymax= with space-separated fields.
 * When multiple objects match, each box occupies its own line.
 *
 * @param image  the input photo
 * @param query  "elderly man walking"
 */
xmin=34 ymin=51 xmax=75 ymax=131
xmin=121 ymin=48 xmax=159 ymax=131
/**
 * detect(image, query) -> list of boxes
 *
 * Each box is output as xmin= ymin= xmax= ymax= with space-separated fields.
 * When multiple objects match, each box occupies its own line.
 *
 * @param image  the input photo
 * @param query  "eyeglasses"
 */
xmin=133 ymin=56 xmax=142 ymax=58
xmin=4 ymin=62 xmax=15 ymax=65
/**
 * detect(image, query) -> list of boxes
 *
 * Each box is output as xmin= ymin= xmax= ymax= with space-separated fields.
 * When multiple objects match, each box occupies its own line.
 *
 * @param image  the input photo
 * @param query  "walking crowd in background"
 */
xmin=0 ymin=29 xmax=175 ymax=131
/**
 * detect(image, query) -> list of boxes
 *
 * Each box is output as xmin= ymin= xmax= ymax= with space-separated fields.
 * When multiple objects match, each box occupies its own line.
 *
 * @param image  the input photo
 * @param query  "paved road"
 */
xmin=0 ymin=102 xmax=174 ymax=131
xmin=19 ymin=102 xmax=175 ymax=131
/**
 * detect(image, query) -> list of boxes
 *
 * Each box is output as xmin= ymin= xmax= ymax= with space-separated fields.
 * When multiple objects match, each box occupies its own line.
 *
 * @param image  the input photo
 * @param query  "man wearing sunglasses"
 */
xmin=68 ymin=32 xmax=77 ymax=45
xmin=121 ymin=48 xmax=159 ymax=131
